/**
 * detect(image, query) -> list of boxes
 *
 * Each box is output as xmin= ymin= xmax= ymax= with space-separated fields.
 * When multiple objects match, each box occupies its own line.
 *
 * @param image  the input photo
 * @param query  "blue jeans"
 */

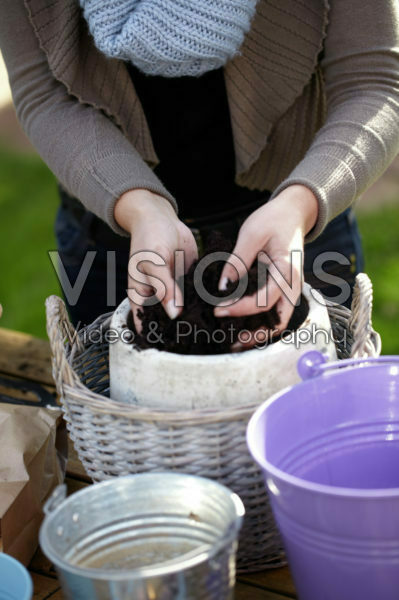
xmin=55 ymin=198 xmax=364 ymax=327
xmin=304 ymin=208 xmax=364 ymax=305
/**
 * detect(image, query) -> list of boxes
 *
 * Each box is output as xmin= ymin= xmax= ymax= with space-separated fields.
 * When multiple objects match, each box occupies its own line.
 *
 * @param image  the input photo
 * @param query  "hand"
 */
xmin=214 ymin=185 xmax=319 ymax=349
xmin=114 ymin=189 xmax=198 ymax=332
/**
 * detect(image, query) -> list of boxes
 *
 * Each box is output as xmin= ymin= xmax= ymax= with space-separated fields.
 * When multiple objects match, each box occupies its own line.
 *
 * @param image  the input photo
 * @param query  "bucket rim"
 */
xmin=246 ymin=367 xmax=399 ymax=499
xmin=40 ymin=473 xmax=245 ymax=581
xmin=0 ymin=553 xmax=33 ymax=600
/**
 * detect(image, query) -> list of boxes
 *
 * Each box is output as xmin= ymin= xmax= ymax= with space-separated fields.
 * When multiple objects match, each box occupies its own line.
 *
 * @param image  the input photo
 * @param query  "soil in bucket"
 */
xmin=131 ymin=233 xmax=309 ymax=355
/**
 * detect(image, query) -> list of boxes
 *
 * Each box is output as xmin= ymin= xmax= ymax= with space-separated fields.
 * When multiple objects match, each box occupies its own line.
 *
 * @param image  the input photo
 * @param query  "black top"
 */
xmin=127 ymin=64 xmax=268 ymax=221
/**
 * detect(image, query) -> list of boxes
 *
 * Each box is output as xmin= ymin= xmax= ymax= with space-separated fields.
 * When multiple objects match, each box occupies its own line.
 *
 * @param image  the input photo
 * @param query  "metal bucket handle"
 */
xmin=298 ymin=351 xmax=399 ymax=381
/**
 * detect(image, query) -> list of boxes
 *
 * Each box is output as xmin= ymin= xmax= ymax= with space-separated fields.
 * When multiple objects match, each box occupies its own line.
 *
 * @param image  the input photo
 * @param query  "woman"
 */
xmin=1 ymin=0 xmax=398 ymax=344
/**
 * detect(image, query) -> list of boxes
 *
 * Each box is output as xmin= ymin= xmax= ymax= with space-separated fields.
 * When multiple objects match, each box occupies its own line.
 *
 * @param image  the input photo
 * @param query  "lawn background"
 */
xmin=0 ymin=146 xmax=398 ymax=354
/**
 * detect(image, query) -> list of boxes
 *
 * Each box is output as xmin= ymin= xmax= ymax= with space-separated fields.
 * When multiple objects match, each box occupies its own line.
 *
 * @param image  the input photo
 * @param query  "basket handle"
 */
xmin=45 ymin=295 xmax=82 ymax=393
xmin=348 ymin=273 xmax=381 ymax=358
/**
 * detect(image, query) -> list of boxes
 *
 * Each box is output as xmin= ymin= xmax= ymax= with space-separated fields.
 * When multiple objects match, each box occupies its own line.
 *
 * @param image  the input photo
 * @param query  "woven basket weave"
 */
xmin=46 ymin=273 xmax=380 ymax=573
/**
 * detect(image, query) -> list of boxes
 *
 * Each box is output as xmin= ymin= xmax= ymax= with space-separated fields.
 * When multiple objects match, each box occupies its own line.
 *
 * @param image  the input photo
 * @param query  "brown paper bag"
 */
xmin=0 ymin=403 xmax=66 ymax=566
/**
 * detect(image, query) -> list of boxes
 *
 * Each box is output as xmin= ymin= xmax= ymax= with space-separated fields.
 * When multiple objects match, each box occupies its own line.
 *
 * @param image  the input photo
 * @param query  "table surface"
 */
xmin=0 ymin=326 xmax=297 ymax=599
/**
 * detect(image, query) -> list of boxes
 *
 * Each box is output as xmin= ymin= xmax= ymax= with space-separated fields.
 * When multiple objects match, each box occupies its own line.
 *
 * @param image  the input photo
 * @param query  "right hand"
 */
xmin=114 ymin=189 xmax=198 ymax=332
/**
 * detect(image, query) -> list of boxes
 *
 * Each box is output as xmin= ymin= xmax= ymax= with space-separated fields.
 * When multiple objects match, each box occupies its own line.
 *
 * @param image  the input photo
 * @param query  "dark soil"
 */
xmin=132 ymin=233 xmax=308 ymax=355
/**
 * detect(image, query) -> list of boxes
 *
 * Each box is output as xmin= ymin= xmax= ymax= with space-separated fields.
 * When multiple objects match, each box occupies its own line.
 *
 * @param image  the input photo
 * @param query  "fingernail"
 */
xmin=219 ymin=277 xmax=228 ymax=291
xmin=216 ymin=300 xmax=231 ymax=308
xmin=215 ymin=299 xmax=232 ymax=317
xmin=231 ymin=341 xmax=243 ymax=352
xmin=165 ymin=299 xmax=179 ymax=320
xmin=214 ymin=308 xmax=230 ymax=317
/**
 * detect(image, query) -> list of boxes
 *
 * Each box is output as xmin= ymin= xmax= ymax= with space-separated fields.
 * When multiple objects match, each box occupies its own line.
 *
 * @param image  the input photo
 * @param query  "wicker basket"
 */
xmin=46 ymin=273 xmax=380 ymax=573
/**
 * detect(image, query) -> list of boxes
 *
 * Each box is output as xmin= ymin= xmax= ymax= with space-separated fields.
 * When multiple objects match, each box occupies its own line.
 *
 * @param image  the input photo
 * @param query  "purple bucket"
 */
xmin=247 ymin=351 xmax=399 ymax=600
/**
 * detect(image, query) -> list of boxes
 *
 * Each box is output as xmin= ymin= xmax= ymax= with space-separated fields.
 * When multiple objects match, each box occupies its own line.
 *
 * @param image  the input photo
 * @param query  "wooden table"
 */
xmin=0 ymin=327 xmax=297 ymax=599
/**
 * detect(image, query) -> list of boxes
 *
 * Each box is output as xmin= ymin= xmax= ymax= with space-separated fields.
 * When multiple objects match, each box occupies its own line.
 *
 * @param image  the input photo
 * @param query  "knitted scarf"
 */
xmin=79 ymin=0 xmax=258 ymax=77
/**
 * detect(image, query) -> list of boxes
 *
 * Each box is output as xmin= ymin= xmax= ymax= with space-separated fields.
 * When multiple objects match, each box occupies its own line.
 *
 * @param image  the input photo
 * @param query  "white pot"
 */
xmin=109 ymin=284 xmax=336 ymax=410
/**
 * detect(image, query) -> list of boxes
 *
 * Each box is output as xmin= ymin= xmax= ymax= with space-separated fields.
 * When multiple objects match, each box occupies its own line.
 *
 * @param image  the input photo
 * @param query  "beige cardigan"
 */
xmin=1 ymin=0 xmax=399 ymax=239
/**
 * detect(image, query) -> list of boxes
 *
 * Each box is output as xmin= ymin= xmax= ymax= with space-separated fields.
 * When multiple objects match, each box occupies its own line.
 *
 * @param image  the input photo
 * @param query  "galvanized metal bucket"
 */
xmin=40 ymin=473 xmax=244 ymax=600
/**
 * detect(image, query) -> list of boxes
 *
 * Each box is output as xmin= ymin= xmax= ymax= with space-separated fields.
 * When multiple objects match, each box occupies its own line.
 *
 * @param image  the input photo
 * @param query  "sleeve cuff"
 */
xmin=77 ymin=152 xmax=177 ymax=236
xmin=271 ymin=153 xmax=358 ymax=242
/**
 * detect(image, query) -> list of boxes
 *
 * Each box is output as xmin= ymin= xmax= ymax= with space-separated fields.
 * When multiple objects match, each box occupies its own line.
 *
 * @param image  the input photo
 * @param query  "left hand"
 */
xmin=214 ymin=185 xmax=319 ymax=349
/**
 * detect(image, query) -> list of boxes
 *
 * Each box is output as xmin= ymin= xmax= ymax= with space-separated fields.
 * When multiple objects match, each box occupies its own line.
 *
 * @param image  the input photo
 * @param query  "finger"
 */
xmin=129 ymin=248 xmax=180 ymax=319
xmin=216 ymin=248 xmax=303 ymax=319
xmin=266 ymin=255 xmax=303 ymax=308
xmin=184 ymin=242 xmax=199 ymax=273
xmin=127 ymin=249 xmax=158 ymax=307
xmin=230 ymin=292 xmax=300 ymax=352
xmin=171 ymin=241 xmax=198 ymax=286
xmin=181 ymin=227 xmax=199 ymax=271
xmin=231 ymin=326 xmax=271 ymax=352
xmin=144 ymin=259 xmax=183 ymax=320
xmin=218 ymin=226 xmax=261 ymax=291
xmin=214 ymin=277 xmax=281 ymax=318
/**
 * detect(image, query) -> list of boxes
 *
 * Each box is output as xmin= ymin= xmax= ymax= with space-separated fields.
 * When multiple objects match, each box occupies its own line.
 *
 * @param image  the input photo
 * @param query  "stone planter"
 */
xmin=109 ymin=283 xmax=336 ymax=410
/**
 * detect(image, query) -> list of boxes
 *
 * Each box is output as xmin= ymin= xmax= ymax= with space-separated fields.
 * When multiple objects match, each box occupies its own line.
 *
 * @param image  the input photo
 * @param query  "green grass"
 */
xmin=0 ymin=147 xmax=398 ymax=353
xmin=356 ymin=204 xmax=399 ymax=355
xmin=0 ymin=147 xmax=60 ymax=338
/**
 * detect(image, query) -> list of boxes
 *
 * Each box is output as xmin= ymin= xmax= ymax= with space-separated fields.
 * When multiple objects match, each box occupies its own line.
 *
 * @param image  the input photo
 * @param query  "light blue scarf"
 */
xmin=79 ymin=0 xmax=258 ymax=77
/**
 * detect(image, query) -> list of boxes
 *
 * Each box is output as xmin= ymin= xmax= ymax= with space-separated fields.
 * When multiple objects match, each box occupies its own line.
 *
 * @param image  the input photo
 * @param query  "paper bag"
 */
xmin=0 ymin=403 xmax=66 ymax=566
